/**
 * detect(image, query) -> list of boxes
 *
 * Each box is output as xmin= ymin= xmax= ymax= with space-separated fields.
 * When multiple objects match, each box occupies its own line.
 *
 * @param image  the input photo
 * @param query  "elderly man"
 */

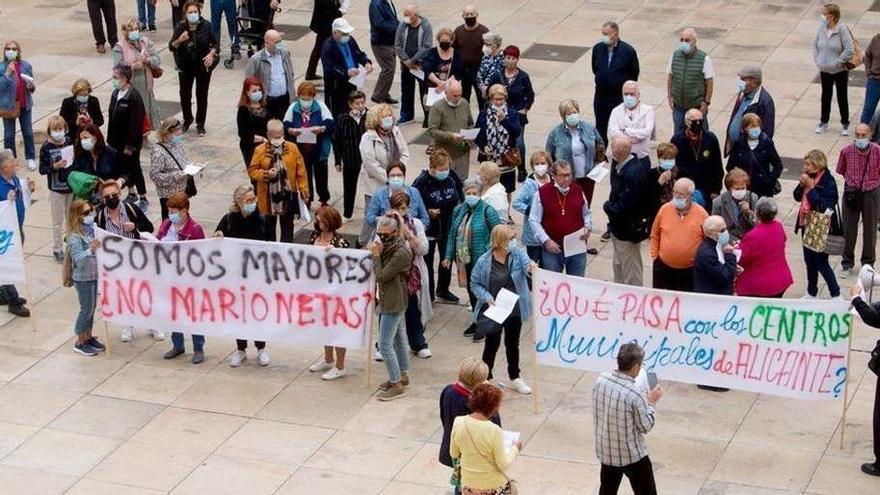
xmin=321 ymin=18 xmax=374 ymax=118
xmin=592 ymin=342 xmax=662 ymax=495
xmin=0 ymin=150 xmax=32 ymax=317
xmin=245 ymin=30 xmax=296 ymax=120
xmin=693 ymin=215 xmax=737 ymax=295
xmin=368 ymin=0 xmax=399 ymax=103
xmin=671 ymin=109 xmax=723 ymax=209
xmin=650 ymin=178 xmax=708 ymax=292
xmin=529 ymin=160 xmax=592 ymax=276
xmin=724 ymin=65 xmax=775 ymax=156
xmin=666 ymin=27 xmax=714 ymax=135
xmin=836 ymin=123 xmax=880 ymax=278
xmin=604 ymin=136 xmax=650 ymax=286
xmin=592 ymin=21 xmax=640 ymax=142
xmin=607 ymin=80 xmax=654 ymax=166
xmin=427 ymin=80 xmax=474 ymax=179
xmin=453 ymin=5 xmax=490 ymax=105
xmin=395 ymin=5 xmax=433 ymax=124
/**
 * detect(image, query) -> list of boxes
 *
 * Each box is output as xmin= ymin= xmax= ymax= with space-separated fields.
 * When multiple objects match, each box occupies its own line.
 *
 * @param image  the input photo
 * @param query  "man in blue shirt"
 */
xmin=0 ymin=150 xmax=32 ymax=317
xmin=321 ymin=17 xmax=374 ymax=117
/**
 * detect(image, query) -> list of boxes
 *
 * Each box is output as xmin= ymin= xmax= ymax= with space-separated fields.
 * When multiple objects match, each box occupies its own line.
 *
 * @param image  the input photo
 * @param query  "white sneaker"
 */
xmin=229 ymin=350 xmax=246 ymax=367
xmin=26 ymin=159 xmax=36 ymax=171
xmin=815 ymin=122 xmax=829 ymax=134
xmin=309 ymin=360 xmax=334 ymax=372
xmin=511 ymin=378 xmax=532 ymax=395
xmin=120 ymin=326 xmax=133 ymax=342
xmin=841 ymin=125 xmax=850 ymax=136
xmin=257 ymin=349 xmax=270 ymax=366
xmin=840 ymin=268 xmax=852 ymax=279
xmin=321 ymin=367 xmax=346 ymax=380
xmin=152 ymin=329 xmax=166 ymax=341
xmin=417 ymin=348 xmax=433 ymax=359
xmin=374 ymin=344 xmax=384 ymax=362
xmin=801 ymin=294 xmax=818 ymax=299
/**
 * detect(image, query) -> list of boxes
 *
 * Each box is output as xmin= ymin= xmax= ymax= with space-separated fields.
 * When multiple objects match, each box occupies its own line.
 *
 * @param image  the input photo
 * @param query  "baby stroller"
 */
xmin=224 ymin=0 xmax=279 ymax=68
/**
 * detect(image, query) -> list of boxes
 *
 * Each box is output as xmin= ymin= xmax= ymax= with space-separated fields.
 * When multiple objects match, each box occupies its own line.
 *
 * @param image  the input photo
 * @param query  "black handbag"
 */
xmin=869 ymin=340 xmax=880 ymax=376
xmin=475 ymin=305 xmax=502 ymax=337
xmin=843 ymin=152 xmax=870 ymax=208
xmin=157 ymin=142 xmax=197 ymax=197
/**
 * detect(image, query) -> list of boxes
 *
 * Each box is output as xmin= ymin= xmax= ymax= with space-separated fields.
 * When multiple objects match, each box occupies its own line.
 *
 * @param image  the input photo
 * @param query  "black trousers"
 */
xmin=482 ymin=315 xmax=522 ymax=380
xmin=306 ymin=32 xmax=330 ymax=79
xmin=873 ymin=372 xmax=880 ymax=463
xmin=171 ymin=2 xmax=184 ymax=28
xmin=599 ymin=456 xmax=657 ymax=495
xmin=652 ymin=258 xmax=693 ymax=292
xmin=820 ymin=70 xmax=850 ymax=126
xmin=594 ymin=91 xmax=622 ymax=143
xmin=236 ymin=339 xmax=265 ymax=350
xmin=425 ymin=235 xmax=452 ymax=301
xmin=327 ymin=80 xmax=357 ymax=119
xmin=121 ymin=150 xmax=146 ymax=195
xmin=87 ymin=0 xmax=118 ymax=46
xmin=264 ymin=211 xmax=295 ymax=243
xmin=459 ymin=66 xmax=478 ymax=106
xmin=266 ymin=94 xmax=290 ymax=122
xmin=305 ymin=156 xmax=330 ymax=203
xmin=179 ymin=69 xmax=212 ymax=127
xmin=399 ymin=63 xmax=427 ymax=121
xmin=341 ymin=159 xmax=361 ymax=218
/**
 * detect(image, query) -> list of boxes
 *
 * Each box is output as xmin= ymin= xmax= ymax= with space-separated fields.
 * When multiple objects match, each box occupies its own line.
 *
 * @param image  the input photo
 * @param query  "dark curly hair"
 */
xmin=468 ymin=383 xmax=503 ymax=416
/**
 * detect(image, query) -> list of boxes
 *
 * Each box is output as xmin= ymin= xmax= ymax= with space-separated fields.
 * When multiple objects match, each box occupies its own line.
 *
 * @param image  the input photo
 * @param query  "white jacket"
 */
xmin=407 ymin=218 xmax=433 ymax=325
xmin=358 ymin=127 xmax=411 ymax=197
xmin=482 ymin=182 xmax=509 ymax=220
xmin=607 ymin=103 xmax=655 ymax=159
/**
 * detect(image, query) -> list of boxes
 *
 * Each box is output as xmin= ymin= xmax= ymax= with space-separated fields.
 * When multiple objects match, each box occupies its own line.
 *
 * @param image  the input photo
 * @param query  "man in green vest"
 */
xmin=666 ymin=27 xmax=714 ymax=135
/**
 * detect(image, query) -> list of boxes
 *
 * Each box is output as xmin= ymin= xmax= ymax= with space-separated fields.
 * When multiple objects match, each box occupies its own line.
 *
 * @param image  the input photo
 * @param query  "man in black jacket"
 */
xmin=849 ymin=281 xmax=880 ymax=477
xmin=107 ymin=64 xmax=148 ymax=213
xmin=671 ymin=108 xmax=723 ymax=210
xmin=306 ymin=0 xmax=342 ymax=80
xmin=592 ymin=21 xmax=639 ymax=143
xmin=604 ymin=135 xmax=649 ymax=286
xmin=321 ymin=18 xmax=373 ymax=117
xmin=369 ymin=0 xmax=399 ymax=104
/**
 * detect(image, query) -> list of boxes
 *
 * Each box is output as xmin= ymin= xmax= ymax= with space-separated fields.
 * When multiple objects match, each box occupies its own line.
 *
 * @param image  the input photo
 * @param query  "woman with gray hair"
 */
xmin=692 ymin=215 xmax=737 ymax=295
xmin=736 ymin=197 xmax=793 ymax=297
xmin=475 ymin=31 xmax=504 ymax=110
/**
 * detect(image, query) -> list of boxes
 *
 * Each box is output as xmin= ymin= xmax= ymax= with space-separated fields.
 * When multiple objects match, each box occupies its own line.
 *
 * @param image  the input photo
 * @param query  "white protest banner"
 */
xmin=0 ymin=200 xmax=25 ymax=284
xmin=533 ymin=269 xmax=851 ymax=400
xmin=96 ymin=229 xmax=375 ymax=349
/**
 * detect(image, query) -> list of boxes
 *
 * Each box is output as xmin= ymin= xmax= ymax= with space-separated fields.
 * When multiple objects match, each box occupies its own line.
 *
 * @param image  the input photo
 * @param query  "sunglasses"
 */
xmin=102 ymin=193 xmax=119 ymax=201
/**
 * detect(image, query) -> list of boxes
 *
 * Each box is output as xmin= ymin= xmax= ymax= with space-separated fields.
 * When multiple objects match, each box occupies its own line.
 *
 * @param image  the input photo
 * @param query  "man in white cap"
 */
xmin=321 ymin=17 xmax=374 ymax=117
xmin=723 ymin=64 xmax=775 ymax=156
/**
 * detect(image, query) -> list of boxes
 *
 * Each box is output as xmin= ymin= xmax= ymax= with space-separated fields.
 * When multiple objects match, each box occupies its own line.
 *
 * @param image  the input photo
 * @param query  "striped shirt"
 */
xmin=592 ymin=370 xmax=655 ymax=467
xmin=836 ymin=142 xmax=880 ymax=192
xmin=103 ymin=205 xmax=135 ymax=239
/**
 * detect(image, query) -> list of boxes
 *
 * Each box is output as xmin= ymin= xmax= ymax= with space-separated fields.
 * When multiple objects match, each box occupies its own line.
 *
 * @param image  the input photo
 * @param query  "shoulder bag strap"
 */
xmin=156 ymin=142 xmax=184 ymax=172
xmin=463 ymin=421 xmax=512 ymax=484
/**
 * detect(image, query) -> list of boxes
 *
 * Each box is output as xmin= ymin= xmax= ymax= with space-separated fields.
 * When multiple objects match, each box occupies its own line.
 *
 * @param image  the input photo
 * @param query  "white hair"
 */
xmin=674 ymin=177 xmax=695 ymax=195
xmin=702 ymin=215 xmax=726 ymax=236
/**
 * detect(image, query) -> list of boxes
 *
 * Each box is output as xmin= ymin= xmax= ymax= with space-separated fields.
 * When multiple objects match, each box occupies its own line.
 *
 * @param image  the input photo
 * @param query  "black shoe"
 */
xmin=463 ymin=324 xmax=476 ymax=337
xmin=385 ymin=97 xmax=399 ymax=104
xmin=182 ymin=120 xmax=193 ymax=133
xmin=600 ymin=231 xmax=612 ymax=242
xmin=587 ymin=247 xmax=598 ymax=255
xmin=87 ymin=337 xmax=106 ymax=352
xmin=371 ymin=97 xmax=385 ymax=104
xmin=861 ymin=462 xmax=880 ymax=476
xmin=305 ymin=74 xmax=322 ymax=81
xmin=148 ymin=25 xmax=157 ymax=32
xmin=164 ymin=348 xmax=185 ymax=359
xmin=472 ymin=334 xmax=485 ymax=343
xmin=9 ymin=304 xmax=30 ymax=318
xmin=696 ymin=385 xmax=729 ymax=392
xmin=197 ymin=126 xmax=206 ymax=137
xmin=0 ymin=295 xmax=7 ymax=306
xmin=435 ymin=291 xmax=460 ymax=303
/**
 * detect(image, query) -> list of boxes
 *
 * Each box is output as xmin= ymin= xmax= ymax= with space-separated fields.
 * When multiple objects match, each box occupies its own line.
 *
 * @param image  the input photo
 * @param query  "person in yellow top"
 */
xmin=649 ymin=177 xmax=708 ymax=292
xmin=248 ymin=119 xmax=309 ymax=242
xmin=450 ymin=383 xmax=522 ymax=494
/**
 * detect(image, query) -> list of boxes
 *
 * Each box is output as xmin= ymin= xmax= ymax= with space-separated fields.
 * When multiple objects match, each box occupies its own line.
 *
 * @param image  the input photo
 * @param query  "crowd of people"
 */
xmin=2 ymin=1 xmax=880 ymax=494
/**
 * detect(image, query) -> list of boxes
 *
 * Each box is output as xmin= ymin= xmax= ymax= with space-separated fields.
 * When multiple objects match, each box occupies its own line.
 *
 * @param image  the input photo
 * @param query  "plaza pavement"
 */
xmin=0 ymin=0 xmax=880 ymax=493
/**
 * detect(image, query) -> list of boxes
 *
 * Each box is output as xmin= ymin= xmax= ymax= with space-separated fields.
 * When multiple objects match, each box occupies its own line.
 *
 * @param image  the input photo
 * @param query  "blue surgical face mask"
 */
xmin=736 ymin=79 xmax=747 ymax=93
xmin=623 ymin=95 xmax=637 ymax=109
xmin=340 ymin=35 xmax=351 ymax=44
xmin=128 ymin=30 xmax=141 ymax=42
xmin=679 ymin=41 xmax=692 ymax=54
xmin=242 ymin=202 xmax=257 ymax=215
xmin=186 ymin=12 xmax=200 ymax=23
xmin=299 ymin=98 xmax=312 ymax=107
xmin=856 ymin=138 xmax=870 ymax=150
xmin=83 ymin=214 xmax=95 ymax=225
xmin=4 ymin=49 xmax=17 ymax=61
xmin=249 ymin=90 xmax=263 ymax=102
xmin=464 ymin=195 xmax=479 ymax=207
xmin=388 ymin=176 xmax=405 ymax=188
xmin=380 ymin=116 xmax=394 ymax=130
xmin=434 ymin=170 xmax=449 ymax=181
xmin=81 ymin=138 xmax=95 ymax=151
xmin=599 ymin=35 xmax=610 ymax=45
xmin=507 ymin=238 xmax=520 ymax=251
xmin=820 ymin=15 xmax=828 ymax=26
xmin=169 ymin=212 xmax=183 ymax=224
xmin=747 ymin=127 xmax=761 ymax=139
xmin=276 ymin=41 xmax=286 ymax=52
xmin=717 ymin=231 xmax=730 ymax=246
xmin=564 ymin=114 xmax=579 ymax=127
xmin=76 ymin=95 xmax=89 ymax=104
xmin=170 ymin=134 xmax=183 ymax=145
xmin=659 ymin=159 xmax=675 ymax=170
xmin=672 ymin=197 xmax=688 ymax=209
xmin=51 ymin=130 xmax=66 ymax=141
xmin=111 ymin=79 xmax=121 ymax=91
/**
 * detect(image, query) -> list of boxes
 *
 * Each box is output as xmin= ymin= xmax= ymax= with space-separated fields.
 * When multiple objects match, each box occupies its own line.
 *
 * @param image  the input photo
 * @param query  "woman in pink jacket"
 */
xmin=736 ymin=197 xmax=793 ymax=297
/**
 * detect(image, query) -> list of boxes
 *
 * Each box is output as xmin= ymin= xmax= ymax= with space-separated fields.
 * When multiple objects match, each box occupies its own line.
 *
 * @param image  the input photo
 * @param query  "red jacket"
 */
xmin=736 ymin=220 xmax=793 ymax=297
xmin=157 ymin=216 xmax=206 ymax=241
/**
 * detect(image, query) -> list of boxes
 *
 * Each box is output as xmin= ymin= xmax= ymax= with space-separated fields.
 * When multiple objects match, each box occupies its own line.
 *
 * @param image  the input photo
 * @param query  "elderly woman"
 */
xmin=1 ymin=41 xmax=36 ymax=171
xmin=365 ymin=162 xmax=429 ymax=242
xmin=545 ymin=98 xmax=605 ymax=207
xmin=726 ymin=113 xmax=783 ymax=198
xmin=443 ymin=179 xmax=502 ymax=342
xmin=794 ymin=149 xmax=841 ymax=299
xmin=711 ymin=168 xmax=758 ymax=242
xmin=169 ymin=0 xmax=219 ymax=136
xmin=423 ymin=27 xmax=466 ymax=93
xmin=359 ymin=103 xmax=411 ymax=244
xmin=150 ymin=117 xmax=192 ymax=220
xmin=248 ymin=119 xmax=309 ymax=242
xmin=439 ymin=357 xmax=500 ymax=495
xmin=737 ymin=197 xmax=793 ymax=297
xmin=475 ymin=84 xmax=522 ymax=196
xmin=693 ymin=215 xmax=737 ymax=295
xmin=107 ymin=64 xmax=148 ymax=211
xmin=471 ymin=224 xmax=533 ymax=395
xmin=650 ymin=178 xmax=708 ymax=292
xmin=59 ymin=79 xmax=104 ymax=141
xmin=476 ymin=161 xmax=508 ymax=222
xmin=512 ymin=150 xmax=552 ymax=264
xmin=66 ymin=199 xmax=103 ymax=355
xmin=371 ymin=213 xmax=414 ymax=401
xmin=412 ymin=148 xmax=464 ymax=303
xmin=236 ymin=76 xmax=269 ymax=172
xmin=450 ymin=383 xmax=522 ymax=494
xmin=814 ymin=3 xmax=853 ymax=136
xmin=113 ymin=19 xmax=161 ymax=131
xmin=475 ymin=31 xmax=504 ymax=110
xmin=487 ymin=45 xmax=535 ymax=181
xmin=0 ymin=150 xmax=33 ymax=317
xmin=283 ymin=81 xmax=335 ymax=206
xmin=650 ymin=142 xmax=680 ymax=225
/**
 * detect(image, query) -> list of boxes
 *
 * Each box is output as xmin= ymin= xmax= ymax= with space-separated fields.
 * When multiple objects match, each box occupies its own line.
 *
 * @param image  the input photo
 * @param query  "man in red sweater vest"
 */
xmin=527 ymin=160 xmax=593 ymax=276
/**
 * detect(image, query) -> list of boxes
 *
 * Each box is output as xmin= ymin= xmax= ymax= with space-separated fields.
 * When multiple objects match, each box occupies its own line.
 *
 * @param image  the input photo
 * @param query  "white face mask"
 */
xmin=731 ymin=189 xmax=748 ymax=200
xmin=50 ymin=130 xmax=66 ymax=141
xmin=270 ymin=137 xmax=285 ymax=147
xmin=482 ymin=46 xmax=492 ymax=56
xmin=534 ymin=164 xmax=548 ymax=176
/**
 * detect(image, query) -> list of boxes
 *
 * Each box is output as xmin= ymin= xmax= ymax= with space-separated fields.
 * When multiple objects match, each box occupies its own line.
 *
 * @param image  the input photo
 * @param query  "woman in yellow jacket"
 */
xmin=248 ymin=119 xmax=309 ymax=242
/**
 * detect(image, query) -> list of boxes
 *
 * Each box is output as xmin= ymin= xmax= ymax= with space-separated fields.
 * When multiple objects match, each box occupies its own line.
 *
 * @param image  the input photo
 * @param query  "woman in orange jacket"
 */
xmin=248 ymin=119 xmax=309 ymax=242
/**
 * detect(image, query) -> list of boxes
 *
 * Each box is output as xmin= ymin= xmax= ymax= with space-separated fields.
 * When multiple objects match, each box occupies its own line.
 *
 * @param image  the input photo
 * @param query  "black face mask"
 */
xmin=378 ymin=233 xmax=395 ymax=244
xmin=439 ymin=41 xmax=452 ymax=50
xmin=688 ymin=120 xmax=703 ymax=133
xmin=464 ymin=17 xmax=477 ymax=27
xmin=104 ymin=196 xmax=120 ymax=209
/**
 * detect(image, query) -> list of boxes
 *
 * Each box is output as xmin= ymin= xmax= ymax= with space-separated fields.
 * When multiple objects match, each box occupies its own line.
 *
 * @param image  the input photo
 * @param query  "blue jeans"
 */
xmin=542 ymin=248 xmax=586 ymax=276
xmin=672 ymin=105 xmax=709 ymax=136
xmin=211 ymin=0 xmax=239 ymax=49
xmin=74 ymin=280 xmax=98 ymax=335
xmin=862 ymin=78 xmax=880 ymax=124
xmin=3 ymin=107 xmax=35 ymax=160
xmin=171 ymin=332 xmax=205 ymax=352
xmin=404 ymin=294 xmax=427 ymax=352
xmin=378 ymin=310 xmax=409 ymax=383
xmin=803 ymin=246 xmax=840 ymax=297
xmin=135 ymin=0 xmax=155 ymax=26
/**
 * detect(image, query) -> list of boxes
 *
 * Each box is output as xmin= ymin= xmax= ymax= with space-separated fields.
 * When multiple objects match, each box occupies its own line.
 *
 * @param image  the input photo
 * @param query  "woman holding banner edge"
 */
xmin=847 ymin=281 xmax=880 ymax=477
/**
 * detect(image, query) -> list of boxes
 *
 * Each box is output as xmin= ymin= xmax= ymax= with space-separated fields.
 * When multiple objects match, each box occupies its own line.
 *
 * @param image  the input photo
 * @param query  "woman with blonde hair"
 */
xmin=474 ymin=84 xmax=522 ymax=197
xmin=150 ymin=117 xmax=192 ymax=220
xmin=794 ymin=149 xmax=841 ymax=298
xmin=476 ymin=161 xmax=508 ymax=220
xmin=113 ymin=18 xmax=161 ymax=129
xmin=66 ymin=199 xmax=105 ymax=356
xmin=40 ymin=115 xmax=75 ymax=262
xmin=59 ymin=78 xmax=103 ymax=140
xmin=512 ymin=150 xmax=552 ymax=264
xmin=1 ymin=40 xmax=37 ymax=171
